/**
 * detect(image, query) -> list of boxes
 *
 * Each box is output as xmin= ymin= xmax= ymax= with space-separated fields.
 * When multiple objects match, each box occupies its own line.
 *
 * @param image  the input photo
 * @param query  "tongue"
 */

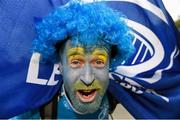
xmin=82 ymin=94 xmax=93 ymax=99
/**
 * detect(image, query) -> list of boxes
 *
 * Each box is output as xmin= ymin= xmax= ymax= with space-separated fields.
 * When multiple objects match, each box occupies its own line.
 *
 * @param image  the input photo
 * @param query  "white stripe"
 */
xmin=174 ymin=49 xmax=179 ymax=58
xmin=164 ymin=47 xmax=177 ymax=70
xmin=140 ymin=48 xmax=148 ymax=62
xmin=102 ymin=0 xmax=168 ymax=24
xmin=131 ymin=42 xmax=143 ymax=64
xmin=138 ymin=47 xmax=177 ymax=83
xmin=121 ymin=60 xmax=126 ymax=65
xmin=152 ymin=91 xmax=169 ymax=102
xmin=146 ymin=89 xmax=169 ymax=102
xmin=132 ymin=35 xmax=137 ymax=45
xmin=134 ymin=33 xmax=153 ymax=55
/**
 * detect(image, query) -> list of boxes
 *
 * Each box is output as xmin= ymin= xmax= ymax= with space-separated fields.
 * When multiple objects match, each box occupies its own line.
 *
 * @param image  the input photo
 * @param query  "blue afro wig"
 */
xmin=32 ymin=1 xmax=135 ymax=68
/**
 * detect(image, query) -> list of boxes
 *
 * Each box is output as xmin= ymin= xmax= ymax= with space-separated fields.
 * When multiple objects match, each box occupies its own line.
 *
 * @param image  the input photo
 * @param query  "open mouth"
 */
xmin=76 ymin=89 xmax=97 ymax=102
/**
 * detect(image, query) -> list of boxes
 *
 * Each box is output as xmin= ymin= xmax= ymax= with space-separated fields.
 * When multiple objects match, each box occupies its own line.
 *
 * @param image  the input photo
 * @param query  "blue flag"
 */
xmin=0 ymin=0 xmax=65 ymax=118
xmin=106 ymin=0 xmax=180 ymax=119
xmin=0 ymin=0 xmax=180 ymax=119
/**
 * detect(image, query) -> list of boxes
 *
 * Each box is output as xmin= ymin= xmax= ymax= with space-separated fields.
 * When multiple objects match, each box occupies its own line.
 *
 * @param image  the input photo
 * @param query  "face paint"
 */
xmin=60 ymin=40 xmax=109 ymax=114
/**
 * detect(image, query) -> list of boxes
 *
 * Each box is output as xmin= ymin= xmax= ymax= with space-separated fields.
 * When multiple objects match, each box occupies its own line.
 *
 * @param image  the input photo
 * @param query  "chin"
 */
xmin=70 ymin=91 xmax=104 ymax=114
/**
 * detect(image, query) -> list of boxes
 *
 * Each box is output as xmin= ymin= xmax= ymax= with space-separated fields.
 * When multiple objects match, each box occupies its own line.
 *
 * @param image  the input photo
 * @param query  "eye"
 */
xmin=92 ymin=59 xmax=105 ymax=68
xmin=70 ymin=59 xmax=84 ymax=68
xmin=96 ymin=60 xmax=104 ymax=64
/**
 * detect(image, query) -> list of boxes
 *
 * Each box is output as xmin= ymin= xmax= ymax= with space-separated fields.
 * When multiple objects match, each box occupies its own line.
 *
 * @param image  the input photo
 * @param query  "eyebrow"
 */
xmin=67 ymin=47 xmax=85 ymax=57
xmin=92 ymin=48 xmax=108 ymax=57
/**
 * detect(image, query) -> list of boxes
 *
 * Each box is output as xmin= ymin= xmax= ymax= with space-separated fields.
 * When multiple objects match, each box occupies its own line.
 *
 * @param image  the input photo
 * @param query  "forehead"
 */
xmin=65 ymin=40 xmax=109 ymax=55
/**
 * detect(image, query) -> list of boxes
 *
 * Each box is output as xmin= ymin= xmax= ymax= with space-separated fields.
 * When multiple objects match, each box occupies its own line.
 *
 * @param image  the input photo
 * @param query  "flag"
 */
xmin=0 ymin=0 xmax=65 ymax=118
xmin=104 ymin=0 xmax=180 ymax=119
xmin=0 ymin=0 xmax=180 ymax=119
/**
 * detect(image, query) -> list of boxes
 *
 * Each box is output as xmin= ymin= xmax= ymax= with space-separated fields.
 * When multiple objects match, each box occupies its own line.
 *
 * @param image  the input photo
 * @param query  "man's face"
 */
xmin=60 ymin=40 xmax=110 ymax=114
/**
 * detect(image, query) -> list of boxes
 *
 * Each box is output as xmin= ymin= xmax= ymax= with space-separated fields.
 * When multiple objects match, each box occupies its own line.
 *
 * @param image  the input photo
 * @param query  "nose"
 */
xmin=80 ymin=63 xmax=95 ymax=86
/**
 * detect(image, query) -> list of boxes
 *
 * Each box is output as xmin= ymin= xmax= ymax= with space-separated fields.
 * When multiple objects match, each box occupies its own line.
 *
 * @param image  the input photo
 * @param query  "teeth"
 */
xmin=79 ymin=89 xmax=96 ymax=92
xmin=83 ymin=90 xmax=91 ymax=92
xmin=78 ymin=89 xmax=96 ymax=96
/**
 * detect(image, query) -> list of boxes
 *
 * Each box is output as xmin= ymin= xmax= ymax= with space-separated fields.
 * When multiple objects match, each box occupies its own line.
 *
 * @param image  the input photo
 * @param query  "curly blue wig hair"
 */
xmin=32 ymin=1 xmax=135 ymax=68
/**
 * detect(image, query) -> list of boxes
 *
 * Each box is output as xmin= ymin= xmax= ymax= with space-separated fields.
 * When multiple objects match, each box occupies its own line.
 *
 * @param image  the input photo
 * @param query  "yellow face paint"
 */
xmin=66 ymin=47 xmax=108 ymax=68
xmin=62 ymin=40 xmax=109 ymax=114
xmin=74 ymin=80 xmax=104 ymax=95
xmin=67 ymin=47 xmax=85 ymax=57
xmin=67 ymin=47 xmax=85 ymax=63
xmin=91 ymin=48 xmax=108 ymax=64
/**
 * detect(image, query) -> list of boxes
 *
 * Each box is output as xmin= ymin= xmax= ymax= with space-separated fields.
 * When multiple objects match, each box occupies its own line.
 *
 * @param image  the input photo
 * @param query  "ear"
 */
xmin=55 ymin=39 xmax=68 ymax=64
xmin=109 ymin=45 xmax=118 ymax=64
xmin=58 ymin=49 xmax=63 ymax=66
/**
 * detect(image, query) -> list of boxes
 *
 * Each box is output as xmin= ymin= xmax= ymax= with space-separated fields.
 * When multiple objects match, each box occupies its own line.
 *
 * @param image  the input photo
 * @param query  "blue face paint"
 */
xmin=60 ymin=40 xmax=109 ymax=114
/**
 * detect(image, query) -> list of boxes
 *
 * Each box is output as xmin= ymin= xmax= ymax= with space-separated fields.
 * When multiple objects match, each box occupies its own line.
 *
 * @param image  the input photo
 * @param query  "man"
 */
xmin=13 ymin=1 xmax=134 ymax=119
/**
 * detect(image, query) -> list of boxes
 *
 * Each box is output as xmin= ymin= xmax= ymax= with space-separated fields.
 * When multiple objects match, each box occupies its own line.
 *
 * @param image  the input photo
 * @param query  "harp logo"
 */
xmin=109 ymin=20 xmax=177 ymax=102
xmin=110 ymin=19 xmax=178 ymax=85
xmin=113 ymin=19 xmax=166 ymax=84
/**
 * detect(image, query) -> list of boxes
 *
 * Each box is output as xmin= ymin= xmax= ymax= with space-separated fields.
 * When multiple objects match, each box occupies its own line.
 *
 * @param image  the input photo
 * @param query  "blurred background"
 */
xmin=162 ymin=0 xmax=180 ymax=29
